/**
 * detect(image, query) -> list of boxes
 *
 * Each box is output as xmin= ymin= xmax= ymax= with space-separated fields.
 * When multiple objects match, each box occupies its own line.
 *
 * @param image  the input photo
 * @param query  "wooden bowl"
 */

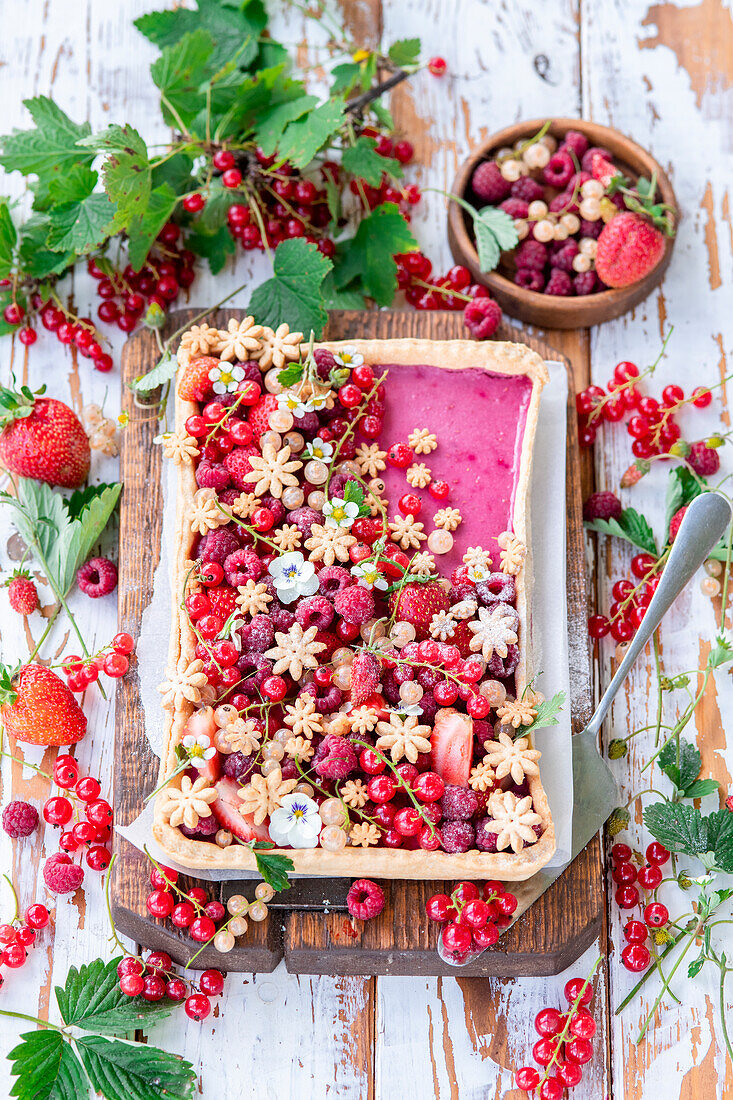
xmin=447 ymin=118 xmax=677 ymax=330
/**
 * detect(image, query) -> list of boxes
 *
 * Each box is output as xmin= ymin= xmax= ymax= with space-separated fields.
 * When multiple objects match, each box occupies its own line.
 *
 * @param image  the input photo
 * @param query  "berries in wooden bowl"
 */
xmin=447 ymin=118 xmax=678 ymax=329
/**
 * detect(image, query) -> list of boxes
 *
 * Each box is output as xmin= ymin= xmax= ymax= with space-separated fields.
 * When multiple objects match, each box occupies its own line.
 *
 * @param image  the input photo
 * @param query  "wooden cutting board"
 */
xmin=111 ymin=308 xmax=603 ymax=976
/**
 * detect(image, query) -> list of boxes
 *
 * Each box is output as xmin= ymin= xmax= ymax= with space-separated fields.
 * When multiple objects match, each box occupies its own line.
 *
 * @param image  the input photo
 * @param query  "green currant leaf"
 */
xmin=664 ymin=467 xmax=704 ymax=537
xmin=150 ymin=28 xmax=215 ymax=131
xmin=135 ymin=0 xmax=265 ymax=72
xmin=0 ymin=96 xmax=92 ymax=179
xmin=254 ymin=94 xmax=318 ymax=157
xmin=330 ymin=63 xmax=361 ymax=96
xmin=516 ymin=690 xmax=566 ymax=738
xmin=126 ymin=183 xmax=179 ymax=271
xmin=387 ymin=37 xmax=421 ymax=67
xmin=187 ymin=223 xmax=236 ymax=275
xmin=17 ymin=216 xmax=76 ymax=278
xmin=47 ymin=164 xmax=98 ymax=207
xmin=334 ymin=203 xmax=417 ymax=306
xmin=658 ymin=737 xmax=702 ymax=794
xmin=276 ymin=97 xmax=346 ymax=170
xmin=8 ymin=1030 xmax=87 ymax=1100
xmin=341 ymin=136 xmax=402 ymax=187
xmin=249 ymin=238 xmax=332 ymax=336
xmin=150 ymin=151 xmax=194 ymax=195
xmin=77 ymin=1035 xmax=196 ymax=1100
xmin=45 ymin=193 xmax=118 ymax=255
xmin=321 ymin=269 xmax=365 ymax=310
xmin=56 ymin=957 xmax=173 ymax=1035
xmin=250 ymin=843 xmax=293 ymax=892
xmin=0 ymin=200 xmax=17 ymax=279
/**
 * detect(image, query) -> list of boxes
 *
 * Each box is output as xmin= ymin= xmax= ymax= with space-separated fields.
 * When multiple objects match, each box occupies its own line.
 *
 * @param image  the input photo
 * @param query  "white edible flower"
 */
xmin=304 ymin=438 xmax=334 ymax=463
xmin=208 ymin=362 xmax=245 ymax=394
xmin=333 ymin=346 xmax=364 ymax=368
xmin=277 ymin=390 xmax=314 ymax=417
xmin=466 ymin=562 xmax=490 ymax=583
xmin=351 ymin=560 xmax=388 ymax=591
xmin=268 ymin=793 xmax=322 ymax=849
xmin=322 ymin=496 xmax=359 ymax=530
xmin=268 ymin=551 xmax=319 ymax=605
xmin=394 ymin=702 xmax=424 ymax=718
xmin=181 ymin=732 xmax=217 ymax=771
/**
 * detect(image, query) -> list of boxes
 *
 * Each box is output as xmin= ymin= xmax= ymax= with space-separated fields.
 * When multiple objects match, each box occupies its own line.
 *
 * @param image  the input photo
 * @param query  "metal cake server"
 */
xmin=485 ymin=490 xmax=733 ymax=938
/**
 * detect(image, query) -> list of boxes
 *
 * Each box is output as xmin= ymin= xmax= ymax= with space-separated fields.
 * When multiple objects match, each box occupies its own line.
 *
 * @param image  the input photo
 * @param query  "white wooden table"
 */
xmin=1 ymin=2 xmax=732 ymax=1096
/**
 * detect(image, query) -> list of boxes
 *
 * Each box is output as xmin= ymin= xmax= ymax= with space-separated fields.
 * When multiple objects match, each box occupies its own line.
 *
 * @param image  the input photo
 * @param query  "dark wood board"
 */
xmin=112 ymin=308 xmax=603 ymax=975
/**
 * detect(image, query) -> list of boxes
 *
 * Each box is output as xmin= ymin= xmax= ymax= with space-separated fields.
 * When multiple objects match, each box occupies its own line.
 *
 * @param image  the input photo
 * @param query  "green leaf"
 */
xmin=658 ymin=738 xmax=701 ymax=794
xmin=518 ymin=690 xmax=566 ymax=737
xmin=0 ymin=200 xmax=17 ymax=278
xmin=330 ymin=62 xmax=361 ymax=96
xmin=387 ymin=37 xmax=421 ymax=67
xmin=194 ymin=179 xmax=236 ymax=234
xmin=343 ymin=481 xmax=365 ymax=507
xmin=321 ymin=269 xmax=365 ymax=310
xmin=64 ymin=483 xmax=119 ymax=521
xmin=684 ymin=779 xmax=720 ymax=800
xmin=251 ymin=844 xmax=293 ymax=892
xmin=277 ymin=97 xmax=346 ymax=169
xmin=370 ymin=99 xmax=394 ymax=131
xmin=45 ymin=193 xmax=117 ymax=255
xmin=584 ymin=507 xmax=658 ymax=556
xmin=707 ymin=634 xmax=733 ymax=669
xmin=18 ymin=216 xmax=76 ymax=278
xmin=334 ymin=203 xmax=417 ymax=306
xmin=254 ymin=93 xmax=318 ymax=157
xmin=643 ymin=802 xmax=710 ymax=858
xmin=341 ymin=136 xmax=402 ymax=186
xmin=688 ymin=955 xmax=705 ymax=979
xmin=85 ymin=125 xmax=151 ymax=227
xmin=249 ymin=238 xmax=332 ymax=336
xmin=151 ymin=28 xmax=214 ymax=131
xmin=151 ymin=151 xmax=194 ymax=195
xmin=133 ymin=348 xmax=177 ymax=394
xmin=8 ymin=1030 xmax=86 ymax=1100
xmin=77 ymin=1035 xmax=195 ymax=1100
xmin=55 ymin=483 xmax=122 ymax=596
xmin=187 ymin=223 xmax=235 ymax=275
xmin=0 ymin=96 xmax=92 ymax=178
xmin=664 ymin=467 xmax=704 ymax=536
xmin=704 ymin=807 xmax=733 ymax=872
xmin=56 ymin=957 xmax=173 ymax=1035
xmin=135 ymin=0 xmax=265 ymax=72
xmin=472 ymin=206 xmax=519 ymax=272
xmin=127 ymin=184 xmax=179 ymax=271
xmin=47 ymin=164 xmax=98 ymax=206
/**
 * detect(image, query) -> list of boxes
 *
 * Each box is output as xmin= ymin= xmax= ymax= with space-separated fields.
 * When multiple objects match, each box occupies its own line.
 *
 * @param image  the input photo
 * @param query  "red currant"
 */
xmin=612 ymin=861 xmax=637 ymax=885
xmin=515 ymin=1067 xmax=540 ymax=1090
xmin=644 ymin=901 xmax=669 ymax=927
xmin=426 ymin=893 xmax=455 ymax=922
xmin=171 ymin=902 xmax=196 ymax=928
xmin=183 ymin=192 xmax=206 ymax=213
xmin=189 ymin=916 xmax=216 ymax=942
xmin=146 ymin=890 xmax=174 ymax=919
xmin=76 ymin=776 xmax=101 ymax=802
xmin=199 ymin=968 xmax=225 ymax=996
xmin=569 ymin=1008 xmax=597 ymax=1038
xmin=86 ymin=845 xmax=111 ymax=871
xmin=25 ymin=903 xmax=49 ymax=929
xmin=103 ymin=652 xmax=129 ymax=678
xmin=359 ymin=749 xmax=385 ymax=775
xmin=624 ymin=920 xmax=648 ymax=943
xmin=615 ymin=885 xmax=640 ymax=909
xmin=43 ymin=796 xmax=73 ymax=827
xmin=119 ymin=973 xmax=145 ymax=996
xmin=86 ymin=799 xmax=113 ymax=827
xmin=662 ymin=384 xmax=684 ymax=407
xmin=184 ymin=992 xmax=212 ymax=1020
xmin=637 ymin=864 xmax=663 ymax=890
xmin=534 ymin=1006 xmax=563 ymax=1037
xmin=532 ymin=1038 xmax=556 ymax=1066
xmin=646 ymin=841 xmax=670 ymax=865
xmin=539 ymin=1077 xmax=564 ymax=1100
xmin=441 ymin=921 xmax=472 ymax=955
xmin=692 ymin=386 xmax=712 ymax=408
xmin=622 ymin=943 xmax=651 ymax=972
xmin=564 ymin=976 xmax=593 ymax=1005
xmin=166 ymin=977 xmax=188 ymax=1001
xmin=367 ymin=775 xmax=396 ymax=803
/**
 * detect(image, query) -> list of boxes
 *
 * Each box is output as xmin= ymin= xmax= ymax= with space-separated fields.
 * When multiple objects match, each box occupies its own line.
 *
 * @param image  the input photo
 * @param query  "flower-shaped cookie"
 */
xmin=188 ymin=488 xmax=228 ymax=535
xmin=159 ymin=429 xmax=199 ymax=465
xmin=236 ymin=580 xmax=273 ymax=616
xmin=238 ymin=766 xmax=299 ymax=826
xmin=178 ymin=323 xmax=220 ymax=361
xmin=159 ymin=775 xmax=217 ymax=830
xmin=485 ymin=791 xmax=541 ymax=852
xmin=158 ymin=656 xmax=208 ymax=710
xmin=355 ymin=443 xmax=387 ymax=478
xmin=304 ymin=523 xmax=356 ymax=565
xmin=341 ymin=778 xmax=368 ymax=808
xmin=230 ymin=492 xmax=258 ymax=520
xmin=284 ymin=695 xmax=324 ymax=738
xmin=484 ymin=731 xmax=541 ymax=785
xmin=468 ymin=605 xmax=518 ymax=661
xmin=389 ymin=513 xmax=427 ymax=549
xmin=496 ymin=697 xmax=537 ymax=729
xmin=216 ymin=316 xmax=263 ymax=362
xmin=498 ymin=531 xmax=526 ymax=576
xmin=406 ymin=463 xmax=431 ymax=488
xmin=284 ymin=735 xmax=315 ymax=762
xmin=349 ymin=822 xmax=380 ymax=847
xmin=254 ymin=323 xmax=304 ymax=370
xmin=244 ymin=443 xmax=302 ymax=498
xmin=221 ymin=718 xmax=263 ymax=756
xmin=271 ymin=524 xmax=303 ymax=552
xmin=463 ymin=546 xmax=493 ymax=572
xmin=409 ymin=551 xmax=436 ymax=578
xmin=348 ymin=706 xmax=379 ymax=734
xmin=429 ymin=610 xmax=457 ymax=641
xmin=468 ymin=761 xmax=495 ymax=792
xmin=375 ymin=712 xmax=432 ymax=763
xmin=265 ymin=623 xmax=326 ymax=680
xmin=433 ymin=507 xmax=462 ymax=532
xmin=407 ymin=428 xmax=438 ymax=455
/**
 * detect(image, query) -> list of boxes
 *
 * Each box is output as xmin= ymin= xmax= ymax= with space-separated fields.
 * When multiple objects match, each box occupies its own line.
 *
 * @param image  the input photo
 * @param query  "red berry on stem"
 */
xmin=646 ymin=841 xmax=669 ymax=865
xmin=662 ymin=384 xmax=684 ymax=407
xmin=515 ymin=1067 xmax=540 ymax=1090
xmin=564 ymin=976 xmax=593 ymax=1005
xmin=25 ymin=903 xmax=49 ymax=929
xmin=692 ymin=386 xmax=712 ymax=408
xmin=534 ymin=1006 xmax=563 ymax=1037
xmin=222 ymin=168 xmax=242 ymax=189
xmin=637 ymin=864 xmax=662 ymax=890
xmin=147 ymin=890 xmax=174 ymax=918
xmin=183 ymin=192 xmax=206 ymax=213
xmin=184 ymin=993 xmax=211 ymax=1021
xmin=199 ymin=968 xmax=225 ymax=996
xmin=644 ymin=901 xmax=669 ymax=927
xmin=622 ymin=943 xmax=651 ymax=972
xmin=120 ymin=973 xmax=145 ymax=996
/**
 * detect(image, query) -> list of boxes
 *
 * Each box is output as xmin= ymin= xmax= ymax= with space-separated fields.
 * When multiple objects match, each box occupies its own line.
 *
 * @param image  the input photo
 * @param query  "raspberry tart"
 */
xmin=152 ymin=319 xmax=556 ymax=879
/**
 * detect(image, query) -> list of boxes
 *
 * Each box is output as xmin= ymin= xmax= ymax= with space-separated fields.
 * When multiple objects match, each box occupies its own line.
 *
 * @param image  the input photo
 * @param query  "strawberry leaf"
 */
xmin=517 ymin=690 xmax=566 ymax=738
xmin=8 ymin=1030 xmax=87 ymax=1100
xmin=584 ymin=507 xmax=658 ymax=556
xmin=56 ymin=957 xmax=173 ymax=1035
xmin=250 ymin=842 xmax=293 ymax=891
xmin=387 ymin=38 xmax=421 ymax=67
xmin=334 ymin=203 xmax=417 ymax=306
xmin=341 ymin=136 xmax=402 ymax=186
xmin=132 ymin=347 xmax=177 ymax=394
xmin=643 ymin=802 xmax=710 ymax=858
xmin=472 ymin=206 xmax=519 ymax=272
xmin=76 ymin=1034 xmax=195 ymax=1100
xmin=658 ymin=737 xmax=702 ymax=795
xmin=248 ymin=238 xmax=332 ymax=336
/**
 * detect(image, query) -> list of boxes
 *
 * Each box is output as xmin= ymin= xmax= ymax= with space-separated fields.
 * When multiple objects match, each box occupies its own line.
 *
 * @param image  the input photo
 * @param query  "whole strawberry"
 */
xmin=5 ymin=569 xmax=38 ymax=615
xmin=178 ymin=356 xmax=217 ymax=403
xmin=0 ymin=384 xmax=90 ymax=487
xmin=388 ymin=580 xmax=450 ymax=640
xmin=350 ymin=650 xmax=381 ymax=705
xmin=595 ymin=212 xmax=666 ymax=289
xmin=0 ymin=664 xmax=87 ymax=746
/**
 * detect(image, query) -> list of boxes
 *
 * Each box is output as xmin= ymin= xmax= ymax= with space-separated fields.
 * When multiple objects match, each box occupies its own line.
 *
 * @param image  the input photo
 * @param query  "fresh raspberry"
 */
xmin=6 ymin=571 xmax=38 ymax=615
xmin=515 ymin=269 xmax=545 ymax=292
xmin=560 ymin=129 xmax=589 ymax=159
xmin=346 ymin=879 xmax=385 ymax=920
xmin=581 ymin=145 xmax=612 ymax=173
xmin=543 ymin=152 xmax=574 ymax=189
xmin=569 ymin=170 xmax=592 ymax=190
xmin=499 ymin=198 xmax=529 ymax=219
xmin=77 ymin=556 xmax=118 ymax=598
xmin=313 ymin=735 xmax=358 ymax=779
xmin=239 ymin=614 xmax=275 ymax=652
xmin=515 ymin=239 xmax=547 ymax=271
xmin=196 ymin=461 xmax=231 ymax=490
xmin=301 ymin=681 xmax=342 ymax=713
xmin=178 ymin=356 xmax=216 ymax=402
xmin=440 ymin=820 xmax=475 ymax=853
xmin=224 ymin=445 xmax=259 ymax=489
xmin=259 ymin=495 xmax=286 ymax=526
xmin=2 ymin=799 xmax=39 ymax=837
xmin=549 ymin=191 xmax=575 ymax=214
xmin=224 ymin=548 xmax=262 ymax=587
xmin=334 ymin=585 xmax=375 ymax=625
xmin=314 ymin=630 xmax=340 ymax=660
xmin=471 ymin=161 xmax=511 ymax=204
xmin=247 ymin=394 xmax=279 ymax=441
xmin=269 ymin=603 xmax=296 ymax=631
xmin=223 ymin=751 xmax=257 ymax=782
xmin=236 ymin=652 xmax=272 ymax=693
xmin=293 ymin=410 xmax=319 ymax=435
xmin=579 ymin=218 xmax=603 ymax=239
xmin=198 ymin=527 xmax=240 ymax=564
xmin=474 ymin=817 xmax=499 ymax=852
xmin=313 ymin=348 xmax=336 ymax=379
xmin=43 ymin=852 xmax=84 ymax=894
xmin=688 ymin=441 xmax=720 ymax=477
xmin=464 ymin=297 xmax=501 ymax=340
xmin=511 ymin=176 xmax=545 ymax=203
xmin=180 ymin=814 xmax=219 ymax=839
xmin=574 ymin=271 xmax=599 ymax=295
xmin=449 ymin=583 xmax=476 ymax=604
xmin=440 ymin=784 xmax=479 ymax=820
xmin=286 ymin=507 xmax=321 ymax=540
xmin=583 ymin=491 xmax=622 ymax=522
xmin=552 ymin=240 xmax=579 ymax=272
xmin=296 ymin=594 xmax=334 ymax=630
xmin=208 ymin=585 xmax=238 ymax=618
xmin=545 ymin=269 xmax=574 ymax=296
xmin=317 ymin=564 xmax=352 ymax=596
xmin=669 ymin=505 xmax=687 ymax=543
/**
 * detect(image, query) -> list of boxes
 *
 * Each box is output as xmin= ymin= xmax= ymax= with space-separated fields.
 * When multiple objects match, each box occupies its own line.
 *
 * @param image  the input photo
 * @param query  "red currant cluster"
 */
xmin=426 ymin=880 xmax=518 ymax=961
xmin=588 ymin=551 xmax=659 ymax=644
xmin=117 ymin=949 xmax=224 ymax=1021
xmin=145 ymin=864 xmax=273 ymax=953
xmin=576 ymin=360 xmax=711 ymax=453
xmin=611 ymin=840 xmax=671 ymax=972
xmin=0 ymin=294 xmax=112 ymax=371
xmin=0 ymin=894 xmax=50 ymax=986
xmin=514 ymin=976 xmax=597 ymax=1098
xmin=45 ymin=756 xmax=113 ymax=874
xmin=87 ymin=223 xmax=194 ymax=336
xmin=395 ymin=254 xmax=502 ymax=340
xmin=60 ymin=631 xmax=135 ymax=693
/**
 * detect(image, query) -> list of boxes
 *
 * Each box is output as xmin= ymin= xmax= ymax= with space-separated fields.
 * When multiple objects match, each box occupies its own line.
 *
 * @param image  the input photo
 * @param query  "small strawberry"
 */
xmin=388 ymin=580 xmax=450 ymax=640
xmin=595 ymin=212 xmax=666 ymax=288
xmin=207 ymin=585 xmax=238 ymax=619
xmin=0 ymin=384 xmax=90 ymax=488
xmin=247 ymin=394 xmax=279 ymax=442
xmin=669 ymin=505 xmax=687 ymax=543
xmin=350 ymin=651 xmax=381 ymax=706
xmin=178 ymin=356 xmax=217 ymax=402
xmin=5 ymin=570 xmax=38 ymax=615
xmin=0 ymin=664 xmax=87 ymax=746
xmin=590 ymin=152 xmax=617 ymax=188
xmin=224 ymin=445 xmax=260 ymax=489
xmin=620 ymin=459 xmax=650 ymax=489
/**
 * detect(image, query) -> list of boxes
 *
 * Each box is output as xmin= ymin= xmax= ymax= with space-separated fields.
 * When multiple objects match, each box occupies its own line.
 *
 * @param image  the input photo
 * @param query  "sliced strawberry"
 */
xmin=178 ymin=356 xmax=217 ymax=402
xmin=590 ymin=152 xmax=617 ymax=188
xmin=198 ymin=753 xmax=222 ymax=784
xmin=430 ymin=708 xmax=473 ymax=786
xmin=211 ymin=777 xmax=271 ymax=843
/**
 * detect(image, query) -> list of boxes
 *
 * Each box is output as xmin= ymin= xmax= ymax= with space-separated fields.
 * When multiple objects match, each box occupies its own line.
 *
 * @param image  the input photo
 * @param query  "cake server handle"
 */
xmin=584 ymin=490 xmax=731 ymax=741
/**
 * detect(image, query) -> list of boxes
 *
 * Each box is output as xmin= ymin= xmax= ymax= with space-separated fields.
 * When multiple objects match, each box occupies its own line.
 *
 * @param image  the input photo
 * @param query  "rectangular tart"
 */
xmin=152 ymin=327 xmax=556 ymax=881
